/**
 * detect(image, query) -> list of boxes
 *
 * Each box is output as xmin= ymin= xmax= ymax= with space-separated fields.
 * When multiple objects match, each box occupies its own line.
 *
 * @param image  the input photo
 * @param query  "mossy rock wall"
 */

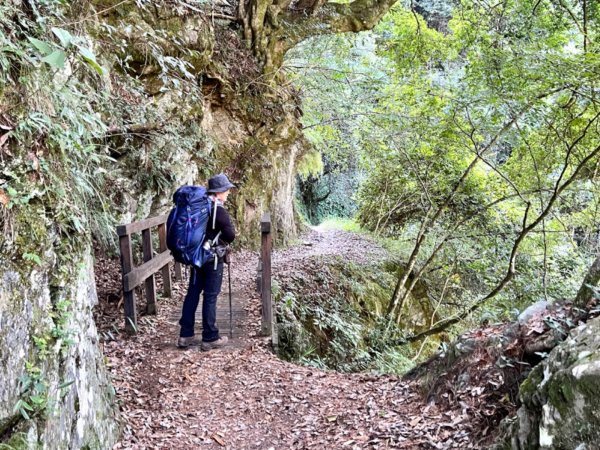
xmin=88 ymin=0 xmax=308 ymax=247
xmin=0 ymin=248 xmax=119 ymax=449
xmin=499 ymin=316 xmax=600 ymax=449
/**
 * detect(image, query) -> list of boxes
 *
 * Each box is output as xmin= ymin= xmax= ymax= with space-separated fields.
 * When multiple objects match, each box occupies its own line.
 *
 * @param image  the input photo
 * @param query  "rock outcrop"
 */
xmin=500 ymin=316 xmax=600 ymax=449
xmin=0 ymin=249 xmax=119 ymax=449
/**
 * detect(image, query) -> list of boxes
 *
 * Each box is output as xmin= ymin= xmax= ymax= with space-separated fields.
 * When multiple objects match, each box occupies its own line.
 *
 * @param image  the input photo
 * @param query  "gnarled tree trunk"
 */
xmin=239 ymin=0 xmax=399 ymax=73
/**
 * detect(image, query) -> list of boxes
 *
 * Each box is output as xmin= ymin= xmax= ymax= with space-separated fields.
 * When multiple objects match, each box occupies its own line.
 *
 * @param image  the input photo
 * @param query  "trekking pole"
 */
xmin=228 ymin=258 xmax=233 ymax=338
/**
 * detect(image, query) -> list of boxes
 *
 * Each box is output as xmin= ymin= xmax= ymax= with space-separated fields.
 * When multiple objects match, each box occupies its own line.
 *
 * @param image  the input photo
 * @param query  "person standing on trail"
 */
xmin=177 ymin=174 xmax=236 ymax=351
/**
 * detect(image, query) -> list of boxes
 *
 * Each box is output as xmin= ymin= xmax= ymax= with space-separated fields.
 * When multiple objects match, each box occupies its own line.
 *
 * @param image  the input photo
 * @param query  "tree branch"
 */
xmin=399 ymin=136 xmax=600 ymax=344
xmin=384 ymin=83 xmax=576 ymax=324
xmin=279 ymin=0 xmax=399 ymax=52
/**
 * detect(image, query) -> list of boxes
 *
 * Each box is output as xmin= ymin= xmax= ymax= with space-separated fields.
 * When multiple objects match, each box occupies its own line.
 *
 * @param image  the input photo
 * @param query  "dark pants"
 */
xmin=179 ymin=259 xmax=224 ymax=342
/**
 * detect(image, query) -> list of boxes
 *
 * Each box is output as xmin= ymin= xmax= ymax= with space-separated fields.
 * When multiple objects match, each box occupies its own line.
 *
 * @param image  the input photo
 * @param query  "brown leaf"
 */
xmin=0 ymin=189 xmax=9 ymax=206
xmin=211 ymin=434 xmax=226 ymax=446
xmin=410 ymin=416 xmax=422 ymax=427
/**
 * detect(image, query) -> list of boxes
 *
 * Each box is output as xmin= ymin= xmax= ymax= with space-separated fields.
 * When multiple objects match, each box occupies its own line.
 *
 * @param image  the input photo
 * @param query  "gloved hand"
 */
xmin=223 ymin=246 xmax=232 ymax=265
xmin=214 ymin=245 xmax=231 ymax=264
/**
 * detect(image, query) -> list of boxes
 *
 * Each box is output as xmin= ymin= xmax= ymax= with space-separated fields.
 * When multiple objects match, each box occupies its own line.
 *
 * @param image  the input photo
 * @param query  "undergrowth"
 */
xmin=274 ymin=257 xmax=417 ymax=375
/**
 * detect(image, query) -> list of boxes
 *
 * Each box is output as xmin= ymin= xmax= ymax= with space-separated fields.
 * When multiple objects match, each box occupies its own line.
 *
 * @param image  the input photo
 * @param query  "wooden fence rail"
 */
xmin=117 ymin=214 xmax=182 ymax=333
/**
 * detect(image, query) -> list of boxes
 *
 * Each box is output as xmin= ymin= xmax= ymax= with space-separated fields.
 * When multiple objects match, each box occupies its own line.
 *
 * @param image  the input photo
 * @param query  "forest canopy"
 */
xmin=288 ymin=0 xmax=600 ymax=340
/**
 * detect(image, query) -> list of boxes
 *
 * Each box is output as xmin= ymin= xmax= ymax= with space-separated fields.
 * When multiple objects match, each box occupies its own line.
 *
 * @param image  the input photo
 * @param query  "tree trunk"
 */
xmin=574 ymin=254 xmax=600 ymax=309
xmin=239 ymin=0 xmax=400 ymax=73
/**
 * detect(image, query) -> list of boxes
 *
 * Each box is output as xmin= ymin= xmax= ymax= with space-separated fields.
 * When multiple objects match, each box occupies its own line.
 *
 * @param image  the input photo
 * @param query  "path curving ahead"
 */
xmin=95 ymin=227 xmax=480 ymax=450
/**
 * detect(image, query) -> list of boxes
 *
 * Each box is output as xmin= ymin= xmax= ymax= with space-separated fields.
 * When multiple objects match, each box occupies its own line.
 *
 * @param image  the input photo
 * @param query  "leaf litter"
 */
xmin=93 ymin=227 xmax=550 ymax=449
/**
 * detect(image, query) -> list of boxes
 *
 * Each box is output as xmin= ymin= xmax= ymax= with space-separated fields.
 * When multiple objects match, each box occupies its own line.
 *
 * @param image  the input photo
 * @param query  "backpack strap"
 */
xmin=212 ymin=199 xmax=218 ymax=230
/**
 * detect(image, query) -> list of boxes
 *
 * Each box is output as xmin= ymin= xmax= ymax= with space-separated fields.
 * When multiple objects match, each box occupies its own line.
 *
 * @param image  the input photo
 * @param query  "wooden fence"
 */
xmin=117 ymin=211 xmax=275 ymax=346
xmin=117 ymin=214 xmax=182 ymax=333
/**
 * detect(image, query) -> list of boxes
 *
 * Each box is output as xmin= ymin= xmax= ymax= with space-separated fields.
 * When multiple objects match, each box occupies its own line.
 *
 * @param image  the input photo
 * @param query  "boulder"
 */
xmin=0 ymin=249 xmax=120 ymax=449
xmin=500 ymin=316 xmax=600 ymax=449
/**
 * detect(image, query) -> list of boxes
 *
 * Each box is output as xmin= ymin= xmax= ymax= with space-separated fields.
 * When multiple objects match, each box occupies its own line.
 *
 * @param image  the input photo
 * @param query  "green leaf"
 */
xmin=27 ymin=37 xmax=53 ymax=56
xmin=23 ymin=253 xmax=42 ymax=266
xmin=20 ymin=400 xmax=34 ymax=411
xmin=12 ymin=399 xmax=23 ymax=414
xmin=76 ymin=46 xmax=95 ymax=62
xmin=59 ymin=380 xmax=75 ymax=390
xmin=51 ymin=27 xmax=73 ymax=47
xmin=77 ymin=46 xmax=105 ymax=75
xmin=29 ymin=395 xmax=46 ymax=405
xmin=41 ymin=50 xmax=66 ymax=69
xmin=19 ymin=407 xmax=31 ymax=420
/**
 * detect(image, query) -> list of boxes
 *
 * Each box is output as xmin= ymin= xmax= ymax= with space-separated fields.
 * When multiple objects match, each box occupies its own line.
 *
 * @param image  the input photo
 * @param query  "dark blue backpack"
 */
xmin=166 ymin=186 xmax=214 ymax=268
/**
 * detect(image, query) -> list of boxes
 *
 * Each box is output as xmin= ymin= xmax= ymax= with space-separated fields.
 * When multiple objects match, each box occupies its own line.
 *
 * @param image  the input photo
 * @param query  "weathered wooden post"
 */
xmin=157 ymin=222 xmax=172 ymax=298
xmin=256 ymin=259 xmax=263 ymax=294
xmin=117 ymin=214 xmax=176 ymax=333
xmin=141 ymin=228 xmax=157 ymax=315
xmin=260 ymin=213 xmax=272 ymax=336
xmin=117 ymin=227 xmax=137 ymax=333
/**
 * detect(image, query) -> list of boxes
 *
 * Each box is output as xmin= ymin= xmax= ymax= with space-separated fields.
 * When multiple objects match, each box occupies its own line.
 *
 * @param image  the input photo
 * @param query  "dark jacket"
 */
xmin=205 ymin=201 xmax=235 ymax=245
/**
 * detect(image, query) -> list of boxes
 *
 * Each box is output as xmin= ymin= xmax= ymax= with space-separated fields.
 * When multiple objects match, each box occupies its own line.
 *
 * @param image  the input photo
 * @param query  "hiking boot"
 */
xmin=177 ymin=336 xmax=201 ymax=348
xmin=200 ymin=336 xmax=228 ymax=351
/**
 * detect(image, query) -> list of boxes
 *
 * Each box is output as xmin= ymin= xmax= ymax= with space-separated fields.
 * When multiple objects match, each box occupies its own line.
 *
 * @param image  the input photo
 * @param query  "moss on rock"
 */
xmin=496 ymin=317 xmax=600 ymax=449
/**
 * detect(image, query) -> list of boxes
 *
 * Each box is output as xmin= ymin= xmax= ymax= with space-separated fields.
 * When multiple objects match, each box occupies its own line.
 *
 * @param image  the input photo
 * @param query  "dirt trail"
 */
xmin=95 ymin=228 xmax=479 ymax=450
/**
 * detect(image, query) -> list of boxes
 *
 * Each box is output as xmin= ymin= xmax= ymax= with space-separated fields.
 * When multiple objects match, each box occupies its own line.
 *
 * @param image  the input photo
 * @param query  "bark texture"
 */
xmin=240 ymin=0 xmax=399 ymax=71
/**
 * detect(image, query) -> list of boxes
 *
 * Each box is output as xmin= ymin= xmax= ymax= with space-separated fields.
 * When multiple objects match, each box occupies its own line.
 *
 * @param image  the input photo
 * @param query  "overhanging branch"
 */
xmin=281 ymin=0 xmax=399 ymax=50
xmin=243 ymin=0 xmax=400 ymax=70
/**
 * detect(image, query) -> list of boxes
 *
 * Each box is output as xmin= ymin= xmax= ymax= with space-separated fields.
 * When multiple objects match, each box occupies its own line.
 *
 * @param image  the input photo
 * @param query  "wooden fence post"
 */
xmin=141 ymin=228 xmax=157 ymax=315
xmin=256 ymin=259 xmax=263 ymax=294
xmin=157 ymin=223 xmax=172 ymax=298
xmin=118 ymin=231 xmax=137 ymax=333
xmin=261 ymin=213 xmax=272 ymax=336
xmin=174 ymin=261 xmax=183 ymax=281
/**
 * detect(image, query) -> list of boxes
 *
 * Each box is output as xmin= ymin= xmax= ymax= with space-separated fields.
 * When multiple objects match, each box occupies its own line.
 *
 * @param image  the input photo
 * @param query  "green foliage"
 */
xmin=22 ymin=253 xmax=42 ymax=266
xmin=318 ymin=217 xmax=362 ymax=233
xmin=291 ymin=0 xmax=600 ymax=339
xmin=14 ymin=363 xmax=49 ymax=420
xmin=50 ymin=298 xmax=74 ymax=352
xmin=0 ymin=0 xmax=216 ymax=256
xmin=0 ymin=433 xmax=28 ymax=450
xmin=296 ymin=149 xmax=324 ymax=180
xmin=275 ymin=257 xmax=417 ymax=374
xmin=377 ymin=6 xmax=454 ymax=73
xmin=287 ymin=33 xmax=382 ymax=224
xmin=0 ymin=1 xmax=118 ymax=252
xmin=364 ymin=0 xmax=600 ymax=320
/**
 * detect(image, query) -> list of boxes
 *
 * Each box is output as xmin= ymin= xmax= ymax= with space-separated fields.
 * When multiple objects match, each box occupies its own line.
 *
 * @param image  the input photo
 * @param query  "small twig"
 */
xmin=63 ymin=0 xmax=132 ymax=26
xmin=105 ymin=122 xmax=164 ymax=137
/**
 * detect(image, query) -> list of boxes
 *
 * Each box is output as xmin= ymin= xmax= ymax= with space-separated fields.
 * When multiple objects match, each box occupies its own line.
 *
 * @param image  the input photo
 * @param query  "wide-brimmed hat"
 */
xmin=207 ymin=173 xmax=236 ymax=193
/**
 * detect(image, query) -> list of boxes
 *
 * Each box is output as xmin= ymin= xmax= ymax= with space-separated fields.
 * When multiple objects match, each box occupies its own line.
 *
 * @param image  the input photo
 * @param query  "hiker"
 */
xmin=177 ymin=174 xmax=236 ymax=350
